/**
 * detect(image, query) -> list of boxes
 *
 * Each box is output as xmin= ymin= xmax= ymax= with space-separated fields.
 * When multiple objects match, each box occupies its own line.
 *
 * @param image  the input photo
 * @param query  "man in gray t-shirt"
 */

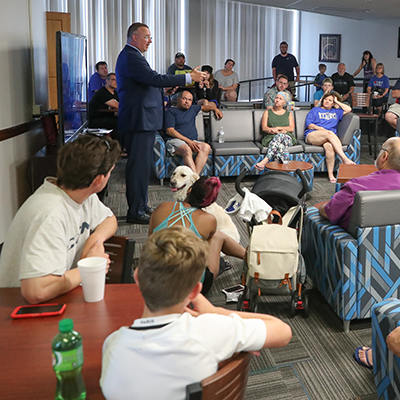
xmin=0 ymin=135 xmax=121 ymax=304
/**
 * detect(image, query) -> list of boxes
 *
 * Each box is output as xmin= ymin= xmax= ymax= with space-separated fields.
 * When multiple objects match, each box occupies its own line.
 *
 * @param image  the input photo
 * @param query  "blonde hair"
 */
xmin=137 ymin=226 xmax=209 ymax=311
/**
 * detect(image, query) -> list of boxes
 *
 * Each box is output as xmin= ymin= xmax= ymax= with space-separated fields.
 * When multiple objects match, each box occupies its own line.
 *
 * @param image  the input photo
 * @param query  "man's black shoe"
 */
xmin=145 ymin=206 xmax=155 ymax=214
xmin=126 ymin=213 xmax=151 ymax=225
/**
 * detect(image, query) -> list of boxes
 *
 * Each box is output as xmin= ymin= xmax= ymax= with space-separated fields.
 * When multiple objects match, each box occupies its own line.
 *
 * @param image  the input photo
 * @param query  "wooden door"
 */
xmin=46 ymin=12 xmax=71 ymax=111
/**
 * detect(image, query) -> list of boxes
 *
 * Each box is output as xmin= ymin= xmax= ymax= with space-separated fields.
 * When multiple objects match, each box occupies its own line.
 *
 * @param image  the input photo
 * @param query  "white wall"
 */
xmin=300 ymin=12 xmax=399 ymax=80
xmin=0 ymin=0 xmax=47 ymax=241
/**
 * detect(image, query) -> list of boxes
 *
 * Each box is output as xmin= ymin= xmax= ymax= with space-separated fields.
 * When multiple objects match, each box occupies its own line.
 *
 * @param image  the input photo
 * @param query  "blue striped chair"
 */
xmin=372 ymin=298 xmax=400 ymax=400
xmin=303 ymin=190 xmax=400 ymax=332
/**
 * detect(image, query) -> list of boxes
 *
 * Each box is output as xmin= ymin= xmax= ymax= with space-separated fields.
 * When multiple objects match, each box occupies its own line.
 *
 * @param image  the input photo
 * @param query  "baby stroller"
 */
xmin=234 ymin=168 xmax=309 ymax=317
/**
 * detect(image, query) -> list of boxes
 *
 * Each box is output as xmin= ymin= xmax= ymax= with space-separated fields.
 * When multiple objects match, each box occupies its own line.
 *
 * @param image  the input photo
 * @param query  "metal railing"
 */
xmin=237 ymin=76 xmax=399 ymax=104
xmin=238 ymin=75 xmax=316 ymax=103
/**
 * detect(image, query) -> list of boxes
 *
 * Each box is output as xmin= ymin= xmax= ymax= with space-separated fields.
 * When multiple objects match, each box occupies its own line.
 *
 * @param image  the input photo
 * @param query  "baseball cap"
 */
xmin=175 ymin=52 xmax=185 ymax=58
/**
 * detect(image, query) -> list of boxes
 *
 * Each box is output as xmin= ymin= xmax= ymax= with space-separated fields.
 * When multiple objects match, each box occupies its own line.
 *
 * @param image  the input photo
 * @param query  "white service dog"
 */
xmin=170 ymin=166 xmax=240 ymax=243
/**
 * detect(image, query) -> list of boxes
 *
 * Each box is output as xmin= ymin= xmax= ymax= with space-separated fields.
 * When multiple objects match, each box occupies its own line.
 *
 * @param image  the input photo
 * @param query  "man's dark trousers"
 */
xmin=124 ymin=130 xmax=156 ymax=218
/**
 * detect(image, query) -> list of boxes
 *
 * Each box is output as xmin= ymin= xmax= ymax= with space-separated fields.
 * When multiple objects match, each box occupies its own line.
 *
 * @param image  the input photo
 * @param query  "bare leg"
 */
xmin=385 ymin=112 xmax=398 ymax=129
xmin=323 ymin=142 xmax=336 ymax=182
xmin=307 ymin=130 xmax=355 ymax=165
xmin=225 ymin=90 xmax=237 ymax=102
xmin=255 ymin=156 xmax=270 ymax=170
xmin=174 ymin=144 xmax=196 ymax=172
xmin=207 ymin=231 xmax=245 ymax=279
xmin=194 ymin=143 xmax=211 ymax=175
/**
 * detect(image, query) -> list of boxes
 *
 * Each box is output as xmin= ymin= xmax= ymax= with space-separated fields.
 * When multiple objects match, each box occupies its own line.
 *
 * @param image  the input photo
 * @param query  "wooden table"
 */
xmin=265 ymin=161 xmax=314 ymax=192
xmin=0 ymin=284 xmax=144 ymax=399
xmin=337 ymin=164 xmax=377 ymax=183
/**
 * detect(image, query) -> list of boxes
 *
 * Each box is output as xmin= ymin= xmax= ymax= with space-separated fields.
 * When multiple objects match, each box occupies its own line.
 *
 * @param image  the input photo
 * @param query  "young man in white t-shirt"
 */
xmin=0 ymin=134 xmax=121 ymax=304
xmin=100 ymin=226 xmax=292 ymax=400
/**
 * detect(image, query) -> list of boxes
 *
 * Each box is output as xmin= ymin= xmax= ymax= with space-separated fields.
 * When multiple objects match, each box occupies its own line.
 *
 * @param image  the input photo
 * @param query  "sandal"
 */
xmin=353 ymin=347 xmax=373 ymax=368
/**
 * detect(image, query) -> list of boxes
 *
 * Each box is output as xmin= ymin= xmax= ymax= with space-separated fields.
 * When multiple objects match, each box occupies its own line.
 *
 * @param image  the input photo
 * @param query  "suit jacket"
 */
xmin=116 ymin=45 xmax=186 ymax=132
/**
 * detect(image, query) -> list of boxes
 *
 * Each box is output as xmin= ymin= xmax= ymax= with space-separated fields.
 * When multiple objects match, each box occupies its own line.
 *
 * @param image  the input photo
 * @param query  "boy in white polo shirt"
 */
xmin=100 ymin=226 xmax=292 ymax=400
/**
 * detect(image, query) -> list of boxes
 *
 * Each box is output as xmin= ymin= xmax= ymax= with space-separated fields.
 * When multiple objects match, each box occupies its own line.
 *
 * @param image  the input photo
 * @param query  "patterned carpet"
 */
xmin=103 ymin=139 xmax=385 ymax=400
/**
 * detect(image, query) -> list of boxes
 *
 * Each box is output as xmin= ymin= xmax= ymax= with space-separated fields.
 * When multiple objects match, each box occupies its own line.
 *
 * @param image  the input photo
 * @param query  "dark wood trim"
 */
xmin=0 ymin=119 xmax=42 ymax=143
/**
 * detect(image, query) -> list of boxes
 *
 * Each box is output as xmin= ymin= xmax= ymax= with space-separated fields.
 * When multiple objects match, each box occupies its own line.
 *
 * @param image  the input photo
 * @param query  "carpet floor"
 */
xmin=103 ymin=137 xmax=386 ymax=399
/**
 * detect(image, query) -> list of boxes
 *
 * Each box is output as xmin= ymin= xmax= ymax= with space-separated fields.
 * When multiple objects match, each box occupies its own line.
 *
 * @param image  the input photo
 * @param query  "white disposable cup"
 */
xmin=77 ymin=257 xmax=107 ymax=302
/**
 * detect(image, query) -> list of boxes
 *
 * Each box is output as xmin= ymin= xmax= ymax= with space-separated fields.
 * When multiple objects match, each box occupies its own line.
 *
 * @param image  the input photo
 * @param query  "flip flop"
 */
xmin=329 ymin=177 xmax=337 ymax=183
xmin=353 ymin=347 xmax=373 ymax=368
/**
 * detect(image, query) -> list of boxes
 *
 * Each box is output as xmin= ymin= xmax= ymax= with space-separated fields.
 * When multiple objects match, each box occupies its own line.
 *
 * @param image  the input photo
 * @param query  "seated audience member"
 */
xmin=366 ymin=62 xmax=390 ymax=115
xmin=165 ymin=90 xmax=222 ymax=174
xmin=262 ymin=74 xmax=292 ymax=109
xmin=331 ymin=63 xmax=355 ymax=104
xmin=194 ymin=65 xmax=220 ymax=106
xmin=214 ymin=59 xmax=239 ymax=101
xmin=385 ymin=77 xmax=400 ymax=130
xmin=255 ymin=92 xmax=296 ymax=170
xmin=167 ymin=52 xmax=193 ymax=99
xmin=88 ymin=73 xmax=121 ymax=143
xmin=167 ymin=52 xmax=192 ymax=76
xmin=313 ymin=78 xmax=334 ymax=107
xmin=88 ymin=61 xmax=108 ymax=101
xmin=314 ymin=63 xmax=327 ymax=92
xmin=100 ymin=226 xmax=292 ymax=400
xmin=319 ymin=137 xmax=400 ymax=230
xmin=149 ymin=177 xmax=245 ymax=294
xmin=0 ymin=135 xmax=121 ymax=303
xmin=304 ymin=92 xmax=354 ymax=183
xmin=354 ymin=326 xmax=400 ymax=368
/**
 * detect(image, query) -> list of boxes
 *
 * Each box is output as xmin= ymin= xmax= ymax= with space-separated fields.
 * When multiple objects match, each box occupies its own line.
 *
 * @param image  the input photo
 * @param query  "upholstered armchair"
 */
xmin=302 ymin=190 xmax=400 ymax=332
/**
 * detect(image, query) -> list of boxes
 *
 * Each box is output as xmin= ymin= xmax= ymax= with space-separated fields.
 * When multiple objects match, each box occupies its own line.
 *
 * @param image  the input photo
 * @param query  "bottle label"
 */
xmin=52 ymin=345 xmax=84 ymax=372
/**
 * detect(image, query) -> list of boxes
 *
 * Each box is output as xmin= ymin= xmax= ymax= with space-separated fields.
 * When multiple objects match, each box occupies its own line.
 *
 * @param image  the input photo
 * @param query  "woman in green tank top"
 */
xmin=255 ymin=92 xmax=296 ymax=170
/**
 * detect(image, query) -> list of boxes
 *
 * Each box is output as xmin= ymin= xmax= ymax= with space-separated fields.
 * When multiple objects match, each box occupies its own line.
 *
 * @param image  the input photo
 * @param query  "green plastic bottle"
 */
xmin=52 ymin=318 xmax=86 ymax=400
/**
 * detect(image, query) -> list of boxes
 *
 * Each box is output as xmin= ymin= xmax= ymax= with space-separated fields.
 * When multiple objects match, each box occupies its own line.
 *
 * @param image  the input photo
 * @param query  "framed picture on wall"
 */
xmin=319 ymin=34 xmax=341 ymax=63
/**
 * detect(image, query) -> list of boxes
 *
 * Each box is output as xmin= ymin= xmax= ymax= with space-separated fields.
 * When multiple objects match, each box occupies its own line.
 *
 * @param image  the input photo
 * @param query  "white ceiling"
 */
xmin=239 ymin=0 xmax=400 ymax=20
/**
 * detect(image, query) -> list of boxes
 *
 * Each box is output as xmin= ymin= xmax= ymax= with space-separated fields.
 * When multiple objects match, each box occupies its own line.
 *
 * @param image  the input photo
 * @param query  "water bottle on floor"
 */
xmin=282 ymin=146 xmax=290 ymax=164
xmin=52 ymin=319 xmax=86 ymax=400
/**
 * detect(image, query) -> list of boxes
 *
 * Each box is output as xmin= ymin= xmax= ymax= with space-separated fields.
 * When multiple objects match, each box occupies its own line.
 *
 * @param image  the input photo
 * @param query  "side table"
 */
xmin=264 ymin=161 xmax=314 ymax=192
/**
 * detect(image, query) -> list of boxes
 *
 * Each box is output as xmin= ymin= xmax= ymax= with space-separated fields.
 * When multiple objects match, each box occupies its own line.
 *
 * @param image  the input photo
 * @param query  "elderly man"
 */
xmin=319 ymin=137 xmax=400 ymax=230
xmin=262 ymin=74 xmax=292 ymax=109
xmin=313 ymin=78 xmax=334 ymax=107
xmin=165 ymin=90 xmax=222 ymax=174
xmin=385 ymin=77 xmax=400 ymax=130
xmin=272 ymin=42 xmax=300 ymax=98
xmin=116 ymin=23 xmax=205 ymax=225
xmin=88 ymin=61 xmax=108 ymax=101
xmin=0 ymin=135 xmax=121 ymax=304
xmin=331 ymin=63 xmax=355 ymax=103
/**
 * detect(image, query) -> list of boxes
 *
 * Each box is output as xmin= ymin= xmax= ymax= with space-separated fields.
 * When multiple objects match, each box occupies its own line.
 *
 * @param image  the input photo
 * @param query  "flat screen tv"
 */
xmin=56 ymin=31 xmax=88 ymax=147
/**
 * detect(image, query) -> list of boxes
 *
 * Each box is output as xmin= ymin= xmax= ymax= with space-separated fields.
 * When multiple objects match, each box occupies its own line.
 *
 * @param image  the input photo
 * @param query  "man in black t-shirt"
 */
xmin=88 ymin=73 xmax=120 ymax=143
xmin=331 ymin=63 xmax=355 ymax=104
xmin=271 ymin=42 xmax=300 ymax=97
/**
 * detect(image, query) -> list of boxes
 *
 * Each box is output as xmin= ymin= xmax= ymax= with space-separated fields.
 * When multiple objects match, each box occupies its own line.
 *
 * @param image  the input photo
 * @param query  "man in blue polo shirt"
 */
xmin=165 ymin=90 xmax=222 ymax=174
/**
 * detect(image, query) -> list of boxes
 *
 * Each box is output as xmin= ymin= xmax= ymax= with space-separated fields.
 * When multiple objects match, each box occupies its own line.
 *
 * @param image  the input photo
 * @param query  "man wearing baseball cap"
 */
xmin=167 ymin=52 xmax=194 ymax=101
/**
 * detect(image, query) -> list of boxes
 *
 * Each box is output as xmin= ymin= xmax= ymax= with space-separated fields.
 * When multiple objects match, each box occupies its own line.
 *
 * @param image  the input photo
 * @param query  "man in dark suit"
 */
xmin=116 ymin=22 xmax=206 ymax=224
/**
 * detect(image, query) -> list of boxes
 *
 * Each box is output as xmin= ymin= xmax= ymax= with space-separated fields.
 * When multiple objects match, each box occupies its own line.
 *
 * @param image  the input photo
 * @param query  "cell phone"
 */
xmin=222 ymin=285 xmax=245 ymax=294
xmin=11 ymin=303 xmax=66 ymax=319
xmin=222 ymin=285 xmax=245 ymax=303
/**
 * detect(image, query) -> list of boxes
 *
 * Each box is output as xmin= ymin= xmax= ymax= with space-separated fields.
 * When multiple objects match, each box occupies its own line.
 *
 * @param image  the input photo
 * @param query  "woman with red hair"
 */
xmin=149 ymin=177 xmax=245 ymax=294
